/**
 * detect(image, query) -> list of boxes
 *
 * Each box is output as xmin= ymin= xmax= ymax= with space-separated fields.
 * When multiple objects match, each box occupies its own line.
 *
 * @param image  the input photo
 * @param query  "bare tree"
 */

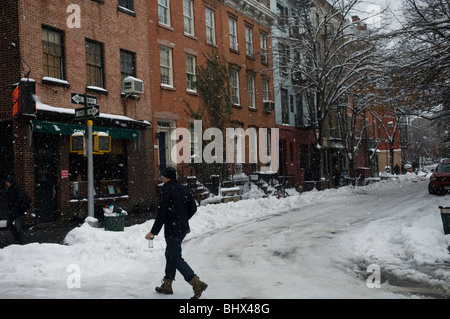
xmin=386 ymin=0 xmax=450 ymax=156
xmin=273 ymin=0 xmax=387 ymax=178
xmin=396 ymin=0 xmax=450 ymax=109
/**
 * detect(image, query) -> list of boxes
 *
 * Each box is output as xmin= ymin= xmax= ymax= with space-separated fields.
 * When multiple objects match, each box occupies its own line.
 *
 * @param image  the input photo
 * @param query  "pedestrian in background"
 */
xmin=145 ymin=167 xmax=208 ymax=299
xmin=4 ymin=175 xmax=31 ymax=245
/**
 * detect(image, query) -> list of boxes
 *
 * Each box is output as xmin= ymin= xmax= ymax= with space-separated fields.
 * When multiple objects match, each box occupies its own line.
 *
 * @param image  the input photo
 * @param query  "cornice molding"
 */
xmin=223 ymin=0 xmax=277 ymax=28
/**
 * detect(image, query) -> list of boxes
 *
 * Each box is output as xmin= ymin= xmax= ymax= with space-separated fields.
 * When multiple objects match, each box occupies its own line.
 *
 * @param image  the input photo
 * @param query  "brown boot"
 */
xmin=155 ymin=278 xmax=173 ymax=295
xmin=189 ymin=275 xmax=208 ymax=299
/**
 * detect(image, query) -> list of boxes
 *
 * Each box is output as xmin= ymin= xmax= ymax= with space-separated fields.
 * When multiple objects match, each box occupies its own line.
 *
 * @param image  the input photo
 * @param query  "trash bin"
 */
xmin=103 ymin=205 xmax=127 ymax=232
xmin=439 ymin=206 xmax=450 ymax=235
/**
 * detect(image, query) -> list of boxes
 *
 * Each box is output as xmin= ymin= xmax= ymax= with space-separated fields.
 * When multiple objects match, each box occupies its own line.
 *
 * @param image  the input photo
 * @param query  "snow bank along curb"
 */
xmin=1 ymin=172 xmax=449 ymax=298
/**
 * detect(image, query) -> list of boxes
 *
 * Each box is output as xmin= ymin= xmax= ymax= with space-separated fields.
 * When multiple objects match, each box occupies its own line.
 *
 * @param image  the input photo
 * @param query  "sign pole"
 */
xmin=71 ymin=92 xmax=99 ymax=218
xmin=84 ymin=93 xmax=88 ymax=127
xmin=87 ymin=120 xmax=94 ymax=217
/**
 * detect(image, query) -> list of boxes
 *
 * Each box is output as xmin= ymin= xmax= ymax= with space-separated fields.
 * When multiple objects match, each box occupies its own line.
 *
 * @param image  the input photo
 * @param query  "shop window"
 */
xmin=69 ymin=140 xmax=127 ymax=199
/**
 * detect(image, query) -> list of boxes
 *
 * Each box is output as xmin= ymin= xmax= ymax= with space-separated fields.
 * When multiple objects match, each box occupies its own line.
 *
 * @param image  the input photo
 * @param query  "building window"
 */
xmin=160 ymin=46 xmax=173 ymax=87
xmin=183 ymin=0 xmax=195 ymax=35
xmin=42 ymin=27 xmax=65 ymax=80
xmin=248 ymin=74 xmax=255 ymax=109
xmin=229 ymin=17 xmax=238 ymax=51
xmin=158 ymin=0 xmax=170 ymax=26
xmin=118 ymin=0 xmax=133 ymax=11
xmin=277 ymin=4 xmax=288 ymax=28
xmin=231 ymin=69 xmax=240 ymax=105
xmin=245 ymin=25 xmax=254 ymax=58
xmin=186 ymin=54 xmax=196 ymax=92
xmin=290 ymin=94 xmax=295 ymax=112
xmin=281 ymin=88 xmax=290 ymax=124
xmin=262 ymin=79 xmax=269 ymax=101
xmin=120 ymin=50 xmax=136 ymax=82
xmin=260 ymin=33 xmax=268 ymax=63
xmin=279 ymin=42 xmax=289 ymax=76
xmin=205 ymin=8 xmax=216 ymax=45
xmin=85 ymin=39 xmax=104 ymax=88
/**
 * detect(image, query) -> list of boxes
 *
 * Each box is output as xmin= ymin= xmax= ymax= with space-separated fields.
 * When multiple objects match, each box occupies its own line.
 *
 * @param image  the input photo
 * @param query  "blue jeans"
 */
xmin=164 ymin=234 xmax=195 ymax=282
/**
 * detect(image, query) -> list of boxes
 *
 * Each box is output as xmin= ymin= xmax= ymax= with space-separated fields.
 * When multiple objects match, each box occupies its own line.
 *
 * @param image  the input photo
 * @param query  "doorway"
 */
xmin=157 ymin=120 xmax=176 ymax=178
xmin=158 ymin=131 xmax=167 ymax=177
xmin=34 ymin=134 xmax=58 ymax=222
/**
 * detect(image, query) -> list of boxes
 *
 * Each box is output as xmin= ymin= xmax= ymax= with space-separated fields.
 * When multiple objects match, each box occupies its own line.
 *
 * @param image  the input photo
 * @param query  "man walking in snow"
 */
xmin=145 ymin=167 xmax=208 ymax=299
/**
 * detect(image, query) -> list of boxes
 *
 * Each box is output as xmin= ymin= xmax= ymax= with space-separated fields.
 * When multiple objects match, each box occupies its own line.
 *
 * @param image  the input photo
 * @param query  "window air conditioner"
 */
xmin=122 ymin=76 xmax=144 ymax=95
xmin=263 ymin=101 xmax=275 ymax=113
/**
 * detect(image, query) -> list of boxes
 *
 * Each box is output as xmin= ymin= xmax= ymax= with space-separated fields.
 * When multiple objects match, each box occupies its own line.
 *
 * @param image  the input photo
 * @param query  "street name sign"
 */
xmin=75 ymin=105 xmax=100 ymax=119
xmin=71 ymin=93 xmax=98 ymax=106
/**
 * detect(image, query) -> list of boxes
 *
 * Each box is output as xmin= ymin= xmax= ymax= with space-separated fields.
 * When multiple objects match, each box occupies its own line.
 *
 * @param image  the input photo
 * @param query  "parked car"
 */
xmin=428 ymin=159 xmax=450 ymax=195
xmin=404 ymin=163 xmax=413 ymax=173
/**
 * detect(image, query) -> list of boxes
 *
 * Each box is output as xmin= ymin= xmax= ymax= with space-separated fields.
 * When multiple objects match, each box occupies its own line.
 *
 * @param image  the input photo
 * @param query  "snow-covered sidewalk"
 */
xmin=0 ymin=173 xmax=449 ymax=298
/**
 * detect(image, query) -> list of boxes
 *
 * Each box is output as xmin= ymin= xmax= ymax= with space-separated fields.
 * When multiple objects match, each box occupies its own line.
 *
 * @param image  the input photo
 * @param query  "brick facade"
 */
xmin=0 ymin=0 xmax=20 ymax=120
xmin=0 ymin=0 xmax=155 ymax=222
xmin=0 ymin=0 xmax=278 ymax=223
xmin=148 ymin=0 xmax=277 ymax=178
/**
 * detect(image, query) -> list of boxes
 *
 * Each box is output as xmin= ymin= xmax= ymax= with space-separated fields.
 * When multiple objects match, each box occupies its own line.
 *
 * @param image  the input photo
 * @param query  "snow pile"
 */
xmin=0 ymin=172 xmax=449 ymax=298
xmin=339 ymin=179 xmax=450 ymax=289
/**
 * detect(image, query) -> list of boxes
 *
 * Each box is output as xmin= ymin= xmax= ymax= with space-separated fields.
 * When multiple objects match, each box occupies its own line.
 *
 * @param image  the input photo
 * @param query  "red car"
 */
xmin=429 ymin=159 xmax=450 ymax=195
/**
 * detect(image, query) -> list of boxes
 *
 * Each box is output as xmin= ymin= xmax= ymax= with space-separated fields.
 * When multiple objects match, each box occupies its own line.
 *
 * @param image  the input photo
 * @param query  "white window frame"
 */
xmin=186 ymin=54 xmax=196 ymax=92
xmin=160 ymin=46 xmax=173 ymax=87
xmin=260 ymin=33 xmax=268 ymax=63
xmin=231 ymin=69 xmax=240 ymax=105
xmin=205 ymin=8 xmax=216 ymax=45
xmin=245 ymin=25 xmax=254 ymax=58
xmin=248 ymin=74 xmax=255 ymax=109
xmin=183 ymin=0 xmax=195 ymax=36
xmin=158 ymin=0 xmax=171 ymax=27
xmin=229 ymin=17 xmax=238 ymax=51
xmin=262 ymin=79 xmax=269 ymax=101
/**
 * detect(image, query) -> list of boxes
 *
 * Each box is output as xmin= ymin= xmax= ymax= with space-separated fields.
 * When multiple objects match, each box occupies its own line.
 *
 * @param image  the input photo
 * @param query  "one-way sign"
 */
xmin=75 ymin=105 xmax=100 ymax=119
xmin=71 ymin=93 xmax=98 ymax=106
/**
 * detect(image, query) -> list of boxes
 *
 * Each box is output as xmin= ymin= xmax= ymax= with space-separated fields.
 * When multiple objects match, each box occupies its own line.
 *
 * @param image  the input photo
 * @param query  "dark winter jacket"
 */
xmin=150 ymin=179 xmax=197 ymax=238
xmin=5 ymin=175 xmax=28 ymax=218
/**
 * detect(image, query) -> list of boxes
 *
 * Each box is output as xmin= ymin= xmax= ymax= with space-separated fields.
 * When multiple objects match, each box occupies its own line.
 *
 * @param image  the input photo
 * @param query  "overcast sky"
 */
xmin=352 ymin=0 xmax=404 ymax=29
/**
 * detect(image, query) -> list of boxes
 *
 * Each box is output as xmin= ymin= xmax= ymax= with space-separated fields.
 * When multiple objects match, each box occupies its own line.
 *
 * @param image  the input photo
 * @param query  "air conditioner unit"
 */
xmin=122 ymin=76 xmax=144 ymax=95
xmin=263 ymin=101 xmax=275 ymax=113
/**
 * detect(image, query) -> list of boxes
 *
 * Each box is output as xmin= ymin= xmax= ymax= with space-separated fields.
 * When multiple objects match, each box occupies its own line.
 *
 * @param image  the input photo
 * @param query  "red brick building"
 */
xmin=0 ymin=0 xmax=155 ymax=222
xmin=148 ymin=0 xmax=277 ymax=178
xmin=0 ymin=0 xmax=278 ymax=223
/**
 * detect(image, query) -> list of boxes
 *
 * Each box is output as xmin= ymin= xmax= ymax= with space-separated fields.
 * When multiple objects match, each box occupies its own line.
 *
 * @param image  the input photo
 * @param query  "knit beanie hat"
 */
xmin=162 ymin=167 xmax=177 ymax=180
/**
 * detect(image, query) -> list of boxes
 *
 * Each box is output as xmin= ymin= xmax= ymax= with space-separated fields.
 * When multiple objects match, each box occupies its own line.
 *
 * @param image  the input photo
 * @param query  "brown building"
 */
xmin=0 ymin=0 xmax=155 ymax=222
xmin=148 ymin=0 xmax=277 ymax=178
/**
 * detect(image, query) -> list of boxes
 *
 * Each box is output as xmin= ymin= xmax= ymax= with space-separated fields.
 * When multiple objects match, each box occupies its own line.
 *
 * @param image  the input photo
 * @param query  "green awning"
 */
xmin=32 ymin=120 xmax=140 ymax=140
